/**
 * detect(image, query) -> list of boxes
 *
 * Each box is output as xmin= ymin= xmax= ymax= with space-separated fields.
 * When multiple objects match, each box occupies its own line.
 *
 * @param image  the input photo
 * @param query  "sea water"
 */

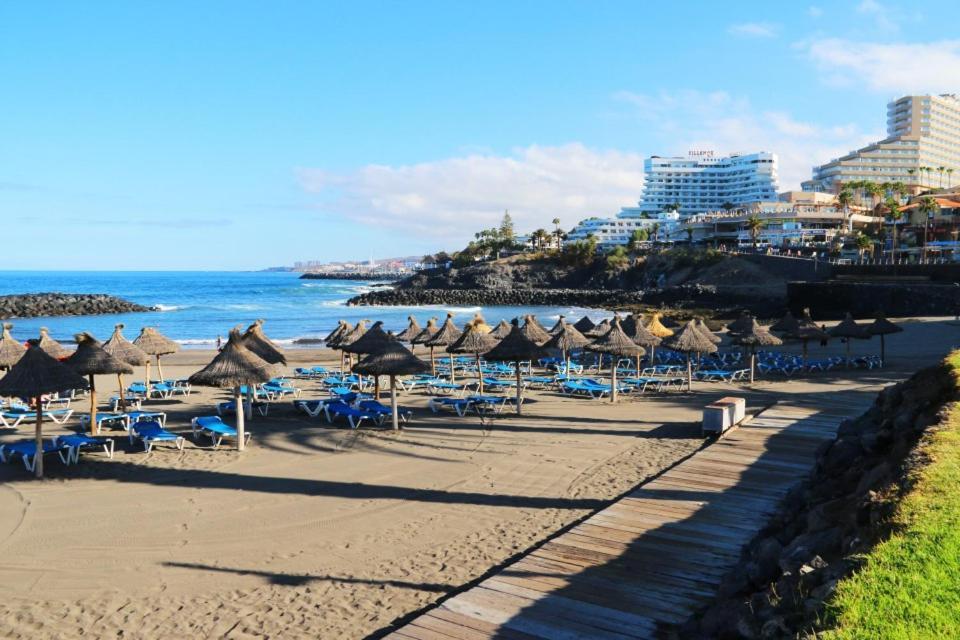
xmin=0 ymin=271 xmax=609 ymax=348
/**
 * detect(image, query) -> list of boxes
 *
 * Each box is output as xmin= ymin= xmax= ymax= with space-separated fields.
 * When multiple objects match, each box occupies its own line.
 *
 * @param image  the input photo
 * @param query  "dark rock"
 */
xmin=823 ymin=438 xmax=863 ymax=473
xmin=760 ymin=617 xmax=790 ymax=639
xmin=855 ymin=462 xmax=891 ymax=495
xmin=0 ymin=293 xmax=154 ymax=319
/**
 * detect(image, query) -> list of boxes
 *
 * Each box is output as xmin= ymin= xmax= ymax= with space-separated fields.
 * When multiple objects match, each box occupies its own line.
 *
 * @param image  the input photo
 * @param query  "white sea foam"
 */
xmin=155 ymin=304 xmax=182 ymax=312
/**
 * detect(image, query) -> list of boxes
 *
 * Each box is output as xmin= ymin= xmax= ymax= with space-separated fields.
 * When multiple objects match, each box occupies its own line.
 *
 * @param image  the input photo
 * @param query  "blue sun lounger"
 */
xmin=218 ymin=400 xmax=269 ymax=417
xmin=0 ymin=408 xmax=74 ymax=429
xmin=129 ymin=420 xmax=185 ymax=453
xmin=293 ymin=399 xmax=330 ymax=417
xmin=323 ymin=401 xmax=380 ymax=429
xmin=0 ymin=439 xmax=70 ymax=471
xmin=53 ymin=434 xmax=115 ymax=464
xmin=191 ymin=416 xmax=251 ymax=449
xmin=427 ymin=397 xmax=474 ymax=416
xmin=357 ymin=400 xmax=412 ymax=424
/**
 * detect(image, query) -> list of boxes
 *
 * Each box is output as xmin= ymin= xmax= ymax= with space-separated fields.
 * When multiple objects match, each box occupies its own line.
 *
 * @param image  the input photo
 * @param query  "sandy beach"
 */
xmin=0 ymin=317 xmax=955 ymax=639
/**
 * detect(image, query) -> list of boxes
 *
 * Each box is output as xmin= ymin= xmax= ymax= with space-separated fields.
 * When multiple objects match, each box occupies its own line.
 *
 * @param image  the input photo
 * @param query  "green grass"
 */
xmin=823 ymin=351 xmax=960 ymax=639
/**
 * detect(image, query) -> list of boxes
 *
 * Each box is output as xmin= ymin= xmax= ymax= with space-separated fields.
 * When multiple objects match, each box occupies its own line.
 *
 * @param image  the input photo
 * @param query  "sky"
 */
xmin=3 ymin=0 xmax=960 ymax=270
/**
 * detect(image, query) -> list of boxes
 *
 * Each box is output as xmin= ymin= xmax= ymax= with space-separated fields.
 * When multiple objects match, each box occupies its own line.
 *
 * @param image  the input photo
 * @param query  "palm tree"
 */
xmin=721 ymin=201 xmax=735 ymax=213
xmin=885 ymin=197 xmax=903 ymax=264
xmin=907 ymin=168 xmax=916 ymax=186
xmin=918 ymin=196 xmax=939 ymax=262
xmin=532 ymin=228 xmax=549 ymax=251
xmin=837 ymin=189 xmax=854 ymax=232
xmin=938 ymin=166 xmax=946 ymax=189
xmin=551 ymin=218 xmax=561 ymax=249
xmin=855 ymin=232 xmax=873 ymax=262
xmin=746 ymin=214 xmax=763 ymax=251
xmin=651 ymin=222 xmax=661 ymax=242
xmin=866 ymin=182 xmax=883 ymax=214
xmin=948 ymin=168 xmax=955 ymax=189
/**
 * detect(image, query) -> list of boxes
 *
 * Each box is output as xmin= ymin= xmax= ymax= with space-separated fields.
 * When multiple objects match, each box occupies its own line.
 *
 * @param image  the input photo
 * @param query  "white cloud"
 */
xmin=856 ymin=0 xmax=898 ymax=32
xmin=728 ymin=22 xmax=779 ymax=38
xmin=297 ymin=144 xmax=647 ymax=239
xmin=808 ymin=6 xmax=823 ymax=18
xmin=614 ymin=90 xmax=880 ymax=190
xmin=806 ymin=38 xmax=960 ymax=93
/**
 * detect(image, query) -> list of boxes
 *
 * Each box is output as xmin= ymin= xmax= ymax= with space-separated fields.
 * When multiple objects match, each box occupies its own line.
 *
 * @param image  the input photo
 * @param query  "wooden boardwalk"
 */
xmin=385 ymin=397 xmax=868 ymax=640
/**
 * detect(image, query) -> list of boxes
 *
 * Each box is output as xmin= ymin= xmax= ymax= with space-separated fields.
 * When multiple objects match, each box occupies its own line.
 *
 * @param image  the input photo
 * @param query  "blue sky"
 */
xmin=3 ymin=1 xmax=960 ymax=269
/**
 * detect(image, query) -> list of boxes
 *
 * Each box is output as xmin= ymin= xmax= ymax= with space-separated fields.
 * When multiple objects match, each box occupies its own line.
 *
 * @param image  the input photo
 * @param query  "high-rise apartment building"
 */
xmin=803 ymin=94 xmax=960 ymax=193
xmin=636 ymin=151 xmax=779 ymax=216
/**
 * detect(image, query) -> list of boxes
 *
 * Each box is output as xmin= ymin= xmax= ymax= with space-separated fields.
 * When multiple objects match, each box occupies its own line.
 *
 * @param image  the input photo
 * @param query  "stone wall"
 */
xmin=787 ymin=282 xmax=960 ymax=318
xmin=0 ymin=293 xmax=153 ymax=319
xmin=739 ymin=254 xmax=833 ymax=282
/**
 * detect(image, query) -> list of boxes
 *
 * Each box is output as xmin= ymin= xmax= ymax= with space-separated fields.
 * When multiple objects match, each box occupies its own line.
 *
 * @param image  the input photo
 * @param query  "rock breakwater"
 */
xmin=0 ymin=293 xmax=154 ymax=319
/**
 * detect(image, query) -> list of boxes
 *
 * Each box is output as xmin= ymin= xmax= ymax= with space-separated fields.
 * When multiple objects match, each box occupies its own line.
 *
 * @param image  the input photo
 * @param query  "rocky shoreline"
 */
xmin=346 ymin=284 xmax=783 ymax=316
xmin=300 ymin=272 xmax=401 ymax=282
xmin=0 ymin=293 xmax=154 ymax=319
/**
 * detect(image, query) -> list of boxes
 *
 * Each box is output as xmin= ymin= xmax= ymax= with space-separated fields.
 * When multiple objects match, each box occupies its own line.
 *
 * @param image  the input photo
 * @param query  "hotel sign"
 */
xmin=688 ymin=150 xmax=715 ymax=158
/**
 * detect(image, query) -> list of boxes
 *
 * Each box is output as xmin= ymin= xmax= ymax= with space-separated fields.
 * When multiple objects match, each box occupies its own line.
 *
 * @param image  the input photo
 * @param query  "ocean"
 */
xmin=0 ymin=271 xmax=609 ymax=348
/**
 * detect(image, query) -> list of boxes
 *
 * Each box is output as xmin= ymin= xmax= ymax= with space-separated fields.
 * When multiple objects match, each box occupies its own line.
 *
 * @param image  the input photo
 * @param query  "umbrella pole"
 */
xmin=374 ymin=376 xmax=380 ymax=401
xmin=235 ymin=386 xmax=245 ymax=451
xmin=145 ymin=360 xmax=152 ymax=399
xmin=611 ymin=363 xmax=618 ymax=404
xmin=846 ymin=339 xmax=851 ymax=369
xmin=635 ymin=353 xmax=641 ymax=377
xmin=430 ymin=347 xmax=436 ymax=377
xmin=750 ymin=350 xmax=755 ymax=384
xmin=88 ymin=374 xmax=97 ymax=436
xmin=803 ymin=340 xmax=809 ymax=369
xmin=450 ymin=354 xmax=456 ymax=384
xmin=515 ymin=363 xmax=522 ymax=415
xmin=245 ymin=386 xmax=254 ymax=420
xmin=881 ymin=334 xmax=886 ymax=364
xmin=34 ymin=395 xmax=43 ymax=479
xmin=390 ymin=376 xmax=399 ymax=431
xmin=157 ymin=355 xmax=165 ymax=383
xmin=476 ymin=353 xmax=483 ymax=395
xmin=117 ymin=373 xmax=126 ymax=413
xmin=686 ymin=354 xmax=692 ymax=391
xmin=650 ymin=345 xmax=656 ymax=367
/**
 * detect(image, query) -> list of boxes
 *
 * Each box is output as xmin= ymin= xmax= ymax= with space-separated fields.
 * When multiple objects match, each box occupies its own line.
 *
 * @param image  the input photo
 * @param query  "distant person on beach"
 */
xmin=216 ymin=335 xmax=222 ymax=351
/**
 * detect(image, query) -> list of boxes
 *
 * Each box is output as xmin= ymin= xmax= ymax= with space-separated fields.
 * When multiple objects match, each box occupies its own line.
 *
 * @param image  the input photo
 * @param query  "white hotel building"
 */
xmin=803 ymin=94 xmax=960 ymax=193
xmin=566 ymin=150 xmax=779 ymax=250
xmin=637 ymin=151 xmax=779 ymax=216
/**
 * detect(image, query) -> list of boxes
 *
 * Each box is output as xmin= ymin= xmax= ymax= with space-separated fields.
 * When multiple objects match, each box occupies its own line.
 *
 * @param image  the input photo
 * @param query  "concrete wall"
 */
xmin=738 ymin=254 xmax=833 ymax=282
xmin=832 ymin=263 xmax=960 ymax=282
xmin=787 ymin=281 xmax=960 ymax=318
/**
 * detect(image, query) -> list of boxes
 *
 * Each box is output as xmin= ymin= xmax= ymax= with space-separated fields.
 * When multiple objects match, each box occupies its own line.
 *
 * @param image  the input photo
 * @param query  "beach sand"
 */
xmin=0 ymin=317 xmax=955 ymax=639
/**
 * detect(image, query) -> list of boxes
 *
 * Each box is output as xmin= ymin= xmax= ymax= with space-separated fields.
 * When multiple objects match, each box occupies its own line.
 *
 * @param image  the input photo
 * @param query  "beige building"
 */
xmin=803 ymin=94 xmax=960 ymax=194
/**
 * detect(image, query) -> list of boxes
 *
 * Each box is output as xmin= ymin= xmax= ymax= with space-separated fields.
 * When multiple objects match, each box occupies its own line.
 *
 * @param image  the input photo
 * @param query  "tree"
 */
xmin=627 ymin=228 xmax=649 ymax=251
xmin=605 ymin=246 xmax=630 ymax=271
xmin=855 ymin=232 xmax=873 ymax=261
xmin=721 ymin=202 xmax=735 ymax=212
xmin=499 ymin=210 xmax=515 ymax=246
xmin=837 ymin=189 xmax=854 ymax=231
xmin=746 ymin=214 xmax=764 ymax=251
xmin=434 ymin=251 xmax=451 ymax=265
xmin=532 ymin=228 xmax=549 ymax=251
xmin=938 ymin=166 xmax=946 ymax=188
xmin=948 ymin=168 xmax=955 ymax=188
xmin=866 ymin=182 xmax=883 ymax=214
xmin=552 ymin=218 xmax=562 ymax=249
xmin=918 ymin=195 xmax=939 ymax=262
xmin=560 ymin=236 xmax=597 ymax=267
xmin=651 ymin=222 xmax=661 ymax=242
xmin=885 ymin=197 xmax=902 ymax=263
xmin=422 ymin=255 xmax=436 ymax=268
xmin=685 ymin=226 xmax=694 ymax=243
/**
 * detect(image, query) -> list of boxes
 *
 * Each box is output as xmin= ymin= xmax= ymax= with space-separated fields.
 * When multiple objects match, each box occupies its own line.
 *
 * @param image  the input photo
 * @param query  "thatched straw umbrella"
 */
xmin=0 ymin=344 xmax=87 ymax=477
xmin=483 ymin=320 xmax=546 ymax=415
xmin=521 ymin=315 xmax=552 ymax=346
xmin=66 ymin=333 xmax=133 ymax=434
xmin=36 ymin=328 xmax=69 ymax=360
xmin=620 ymin=314 xmax=639 ymax=337
xmin=829 ymin=313 xmax=870 ymax=368
xmin=490 ymin=319 xmax=512 ymax=340
xmin=189 ymin=329 xmax=275 ymax=451
xmin=544 ymin=319 xmax=590 ymax=376
xmin=102 ymin=324 xmax=148 ymax=412
xmin=584 ymin=318 xmax=612 ymax=371
xmin=866 ymin=312 xmax=903 ymax=364
xmin=133 ymin=327 xmax=179 ymax=393
xmin=628 ymin=319 xmax=662 ymax=373
xmin=773 ymin=310 xmax=827 ymax=368
xmin=353 ymin=342 xmax=429 ymax=430
xmin=548 ymin=315 xmax=566 ymax=336
xmin=573 ymin=316 xmax=596 ymax=334
xmin=769 ymin=310 xmax=797 ymax=334
xmin=242 ymin=320 xmax=287 ymax=366
xmin=425 ymin=313 xmax=463 ymax=382
xmin=645 ymin=313 xmax=674 ymax=339
xmin=0 ymin=323 xmax=26 ymax=371
xmin=337 ymin=320 xmax=368 ymax=372
xmin=471 ymin=314 xmax=493 ymax=334
xmin=340 ymin=321 xmax=397 ymax=399
xmin=447 ymin=321 xmax=498 ymax=393
xmin=664 ymin=320 xmax=719 ymax=391
xmin=726 ymin=312 xmax=755 ymax=336
xmin=395 ymin=316 xmax=422 ymax=343
xmin=586 ymin=318 xmax=645 ymax=403
xmin=411 ymin=317 xmax=440 ymax=376
xmin=695 ymin=318 xmax=722 ymax=345
xmin=325 ymin=320 xmax=353 ymax=374
xmin=732 ymin=319 xmax=782 ymax=384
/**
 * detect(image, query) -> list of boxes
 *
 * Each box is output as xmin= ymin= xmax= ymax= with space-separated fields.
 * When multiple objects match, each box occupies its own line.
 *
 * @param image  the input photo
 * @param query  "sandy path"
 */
xmin=0 ymin=317 xmax=953 ymax=639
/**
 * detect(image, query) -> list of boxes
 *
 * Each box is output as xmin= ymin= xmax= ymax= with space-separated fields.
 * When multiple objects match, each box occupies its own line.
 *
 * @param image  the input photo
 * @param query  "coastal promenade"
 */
xmin=386 ymin=395 xmax=870 ymax=639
